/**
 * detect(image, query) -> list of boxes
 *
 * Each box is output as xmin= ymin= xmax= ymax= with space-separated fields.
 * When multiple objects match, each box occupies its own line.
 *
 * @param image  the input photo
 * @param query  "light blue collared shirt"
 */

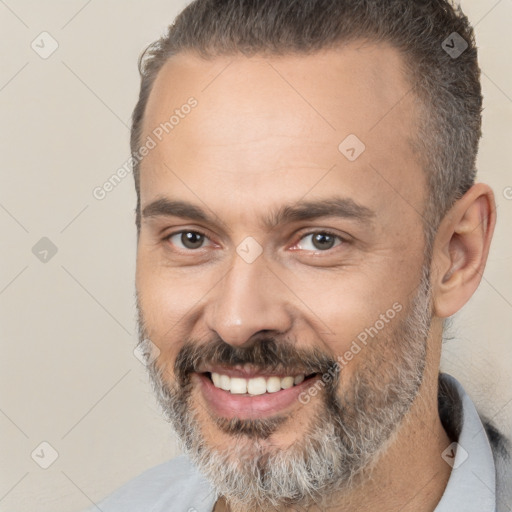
xmin=435 ymin=374 xmax=497 ymax=512
xmin=85 ymin=374 xmax=504 ymax=512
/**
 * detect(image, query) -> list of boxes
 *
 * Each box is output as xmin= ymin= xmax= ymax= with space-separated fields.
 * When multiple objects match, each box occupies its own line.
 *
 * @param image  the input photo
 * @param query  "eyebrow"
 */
xmin=142 ymin=196 xmax=375 ymax=230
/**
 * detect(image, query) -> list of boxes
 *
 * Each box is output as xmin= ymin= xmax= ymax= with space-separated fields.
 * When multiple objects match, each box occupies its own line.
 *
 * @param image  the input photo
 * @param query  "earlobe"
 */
xmin=432 ymin=184 xmax=496 ymax=318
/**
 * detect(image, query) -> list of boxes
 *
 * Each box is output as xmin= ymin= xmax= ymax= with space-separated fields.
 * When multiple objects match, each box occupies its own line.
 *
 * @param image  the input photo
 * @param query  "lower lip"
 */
xmin=196 ymin=373 xmax=319 ymax=420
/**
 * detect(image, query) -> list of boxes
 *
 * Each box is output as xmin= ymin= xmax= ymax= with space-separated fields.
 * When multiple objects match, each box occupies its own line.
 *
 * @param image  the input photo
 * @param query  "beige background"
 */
xmin=0 ymin=1 xmax=511 ymax=511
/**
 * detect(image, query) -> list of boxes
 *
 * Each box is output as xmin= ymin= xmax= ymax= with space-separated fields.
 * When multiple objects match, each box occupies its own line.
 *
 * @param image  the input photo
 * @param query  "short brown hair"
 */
xmin=131 ymin=0 xmax=482 ymax=245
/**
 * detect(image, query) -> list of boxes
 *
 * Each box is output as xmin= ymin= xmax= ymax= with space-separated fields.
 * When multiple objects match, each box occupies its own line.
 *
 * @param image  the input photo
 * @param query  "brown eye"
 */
xmin=312 ymin=233 xmax=336 ymax=250
xmin=296 ymin=232 xmax=342 ymax=251
xmin=168 ymin=231 xmax=207 ymax=250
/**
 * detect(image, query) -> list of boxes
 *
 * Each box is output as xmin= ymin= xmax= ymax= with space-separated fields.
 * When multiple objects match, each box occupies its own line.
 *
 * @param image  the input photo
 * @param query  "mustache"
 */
xmin=174 ymin=335 xmax=339 ymax=386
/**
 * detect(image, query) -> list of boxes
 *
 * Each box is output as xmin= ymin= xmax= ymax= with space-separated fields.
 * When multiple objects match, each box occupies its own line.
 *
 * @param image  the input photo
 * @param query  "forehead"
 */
xmin=139 ymin=43 xmax=425 ymax=224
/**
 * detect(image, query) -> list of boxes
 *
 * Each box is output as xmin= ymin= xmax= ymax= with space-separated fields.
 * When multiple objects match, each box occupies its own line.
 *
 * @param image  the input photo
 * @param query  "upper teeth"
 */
xmin=211 ymin=373 xmax=306 ymax=395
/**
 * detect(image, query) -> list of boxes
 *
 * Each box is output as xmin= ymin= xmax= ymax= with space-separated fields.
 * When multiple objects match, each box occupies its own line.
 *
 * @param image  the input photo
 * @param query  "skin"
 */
xmin=135 ymin=42 xmax=496 ymax=511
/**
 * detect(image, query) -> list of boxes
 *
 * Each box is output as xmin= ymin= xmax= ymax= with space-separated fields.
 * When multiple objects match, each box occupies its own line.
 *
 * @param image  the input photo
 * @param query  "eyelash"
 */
xmin=163 ymin=229 xmax=347 ymax=253
xmin=293 ymin=230 xmax=345 ymax=252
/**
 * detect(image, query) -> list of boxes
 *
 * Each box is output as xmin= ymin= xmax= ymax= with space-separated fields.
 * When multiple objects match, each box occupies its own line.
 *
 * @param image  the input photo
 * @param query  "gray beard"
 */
xmin=137 ymin=265 xmax=432 ymax=511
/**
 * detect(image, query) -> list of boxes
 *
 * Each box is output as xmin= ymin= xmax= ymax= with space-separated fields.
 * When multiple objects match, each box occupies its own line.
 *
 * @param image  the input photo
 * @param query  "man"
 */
xmin=87 ymin=0 xmax=510 ymax=510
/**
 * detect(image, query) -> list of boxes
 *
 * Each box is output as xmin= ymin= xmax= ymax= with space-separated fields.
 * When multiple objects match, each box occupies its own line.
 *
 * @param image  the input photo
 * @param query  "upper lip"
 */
xmin=196 ymin=364 xmax=310 ymax=379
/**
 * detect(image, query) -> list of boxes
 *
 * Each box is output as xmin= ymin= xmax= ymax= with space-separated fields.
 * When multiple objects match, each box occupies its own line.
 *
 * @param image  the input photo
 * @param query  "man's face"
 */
xmin=136 ymin=43 xmax=431 ymax=506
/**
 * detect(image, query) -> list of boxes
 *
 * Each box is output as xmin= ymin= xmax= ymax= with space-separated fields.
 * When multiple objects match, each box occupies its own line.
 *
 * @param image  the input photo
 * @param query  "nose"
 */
xmin=204 ymin=253 xmax=293 ymax=347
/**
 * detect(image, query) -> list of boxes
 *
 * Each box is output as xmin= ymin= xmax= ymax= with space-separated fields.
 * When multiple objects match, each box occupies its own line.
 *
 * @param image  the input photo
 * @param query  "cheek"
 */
xmin=289 ymin=266 xmax=412 ymax=361
xmin=136 ymin=255 xmax=214 ymax=348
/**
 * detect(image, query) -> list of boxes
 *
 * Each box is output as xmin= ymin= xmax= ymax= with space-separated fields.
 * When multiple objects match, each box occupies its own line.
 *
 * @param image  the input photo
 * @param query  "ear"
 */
xmin=431 ymin=183 xmax=496 ymax=318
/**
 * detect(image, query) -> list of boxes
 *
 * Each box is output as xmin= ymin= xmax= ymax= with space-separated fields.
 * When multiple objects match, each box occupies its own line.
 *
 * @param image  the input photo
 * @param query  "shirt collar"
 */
xmin=435 ymin=373 xmax=496 ymax=512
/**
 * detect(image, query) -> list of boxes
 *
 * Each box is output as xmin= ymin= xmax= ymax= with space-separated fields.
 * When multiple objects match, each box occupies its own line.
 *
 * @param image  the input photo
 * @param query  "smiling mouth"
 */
xmin=196 ymin=369 xmax=322 ymax=420
xmin=205 ymin=371 xmax=318 ymax=396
